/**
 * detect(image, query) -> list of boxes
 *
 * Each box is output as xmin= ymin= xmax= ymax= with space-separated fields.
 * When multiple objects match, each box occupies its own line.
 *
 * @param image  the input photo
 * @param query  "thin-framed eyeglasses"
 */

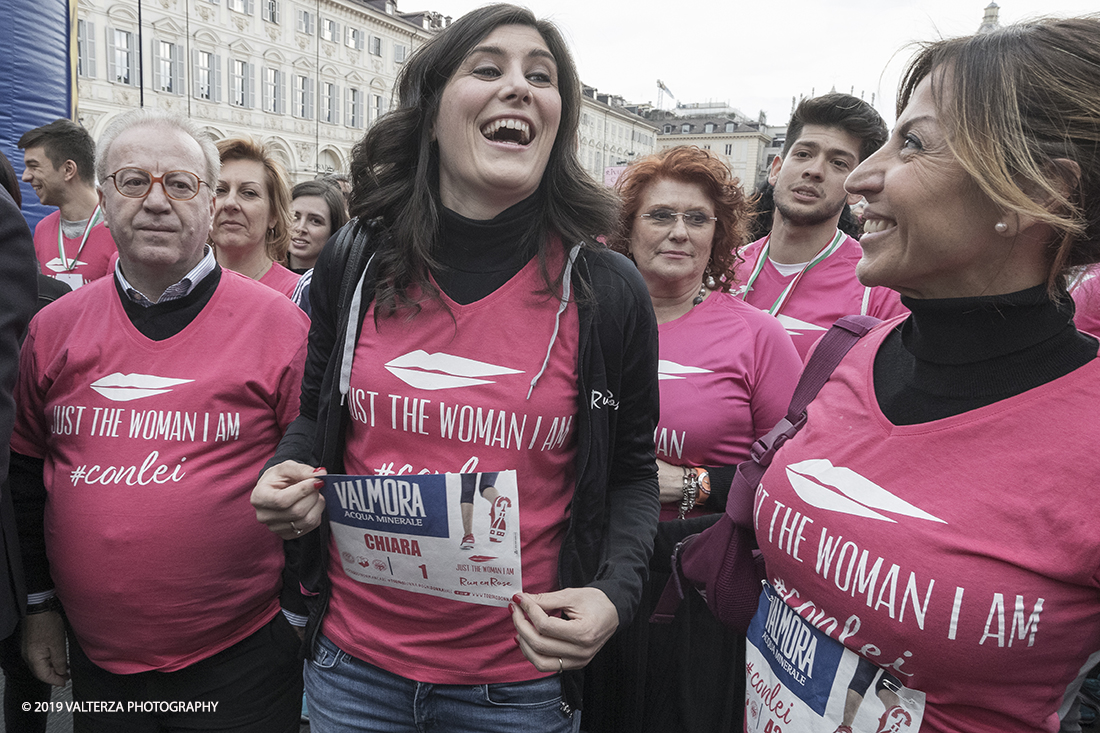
xmin=104 ymin=168 xmax=207 ymax=201
xmin=639 ymin=209 xmax=717 ymax=228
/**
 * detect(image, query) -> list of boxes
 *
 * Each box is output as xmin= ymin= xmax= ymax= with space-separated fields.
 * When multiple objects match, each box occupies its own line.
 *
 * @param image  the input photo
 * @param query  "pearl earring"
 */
xmin=995 ymin=222 xmax=1008 ymax=234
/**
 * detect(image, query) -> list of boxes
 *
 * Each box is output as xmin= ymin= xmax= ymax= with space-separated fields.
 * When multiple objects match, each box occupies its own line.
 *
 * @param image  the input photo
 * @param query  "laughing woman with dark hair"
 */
xmin=249 ymin=4 xmax=660 ymax=731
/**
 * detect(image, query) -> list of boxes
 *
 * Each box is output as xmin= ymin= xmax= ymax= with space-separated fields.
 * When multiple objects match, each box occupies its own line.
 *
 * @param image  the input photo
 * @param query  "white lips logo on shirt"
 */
xmin=90 ymin=373 xmax=195 ymax=402
xmin=785 ymin=458 xmax=946 ymax=524
xmin=384 ymin=350 xmax=523 ymax=391
xmin=44 ymin=257 xmax=88 ymax=273
xmin=658 ymin=359 xmax=713 ymax=381
xmin=776 ymin=314 xmax=827 ymax=337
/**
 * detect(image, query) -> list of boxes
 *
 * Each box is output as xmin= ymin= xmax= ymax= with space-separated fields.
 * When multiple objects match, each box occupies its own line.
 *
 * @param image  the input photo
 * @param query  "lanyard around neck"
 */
xmin=57 ymin=204 xmax=103 ymax=273
xmin=740 ymin=229 xmax=845 ymax=316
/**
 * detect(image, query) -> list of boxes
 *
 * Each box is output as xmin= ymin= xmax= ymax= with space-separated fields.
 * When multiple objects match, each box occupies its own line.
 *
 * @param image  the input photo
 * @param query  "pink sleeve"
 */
xmin=748 ymin=315 xmax=802 ymax=439
xmin=1073 ymin=275 xmax=1100 ymax=337
xmin=274 ymin=315 xmax=310 ymax=432
xmin=10 ymin=322 xmax=48 ymax=459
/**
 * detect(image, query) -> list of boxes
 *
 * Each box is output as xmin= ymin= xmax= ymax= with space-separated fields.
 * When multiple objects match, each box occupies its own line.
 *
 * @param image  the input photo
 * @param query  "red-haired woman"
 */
xmin=585 ymin=146 xmax=801 ymax=733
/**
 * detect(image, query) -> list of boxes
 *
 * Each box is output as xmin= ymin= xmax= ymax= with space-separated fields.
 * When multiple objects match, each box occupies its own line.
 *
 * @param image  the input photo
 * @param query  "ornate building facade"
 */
xmin=73 ymin=0 xmax=662 ymax=185
xmin=74 ymin=0 xmax=444 ymax=181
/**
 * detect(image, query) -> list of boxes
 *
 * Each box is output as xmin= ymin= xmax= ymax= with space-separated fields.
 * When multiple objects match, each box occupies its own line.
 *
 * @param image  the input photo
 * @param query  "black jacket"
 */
xmin=268 ymin=220 xmax=661 ymax=709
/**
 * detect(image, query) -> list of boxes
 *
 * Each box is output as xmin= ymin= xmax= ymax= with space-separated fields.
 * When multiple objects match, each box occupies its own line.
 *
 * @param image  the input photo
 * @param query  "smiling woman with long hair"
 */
xmin=249 ymin=5 xmax=661 ymax=731
xmin=737 ymin=16 xmax=1100 ymax=732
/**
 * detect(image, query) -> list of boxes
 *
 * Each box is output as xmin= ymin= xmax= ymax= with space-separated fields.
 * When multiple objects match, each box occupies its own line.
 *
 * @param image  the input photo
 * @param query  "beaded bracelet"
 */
xmin=679 ymin=467 xmax=699 ymax=519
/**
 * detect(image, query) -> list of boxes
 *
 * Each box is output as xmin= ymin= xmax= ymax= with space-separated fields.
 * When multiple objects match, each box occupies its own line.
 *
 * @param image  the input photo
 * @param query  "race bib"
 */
xmin=745 ymin=583 xmax=926 ymax=732
xmin=321 ymin=471 xmax=521 ymax=607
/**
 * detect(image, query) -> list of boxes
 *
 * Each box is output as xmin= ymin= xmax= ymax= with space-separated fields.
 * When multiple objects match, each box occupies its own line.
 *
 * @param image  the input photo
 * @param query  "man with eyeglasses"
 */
xmin=739 ymin=93 xmax=906 ymax=359
xmin=18 ymin=119 xmax=118 ymax=290
xmin=9 ymin=109 xmax=309 ymax=732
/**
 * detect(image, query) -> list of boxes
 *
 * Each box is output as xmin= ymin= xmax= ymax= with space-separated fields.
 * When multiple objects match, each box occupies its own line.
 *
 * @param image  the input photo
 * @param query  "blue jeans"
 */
xmin=304 ymin=634 xmax=580 ymax=733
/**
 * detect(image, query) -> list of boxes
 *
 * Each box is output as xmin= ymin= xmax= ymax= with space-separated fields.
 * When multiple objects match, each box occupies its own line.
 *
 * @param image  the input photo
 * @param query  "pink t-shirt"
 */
xmin=12 ymin=270 xmax=309 ymax=673
xmin=655 ymin=292 xmax=800 ymax=520
xmin=752 ymin=318 xmax=1100 ymax=732
xmin=739 ymin=234 xmax=907 ymax=360
xmin=259 ymin=261 xmax=301 ymax=298
xmin=1072 ymin=273 xmax=1100 ymax=337
xmin=33 ymin=210 xmax=117 ymax=289
xmin=327 ymin=251 xmax=580 ymax=684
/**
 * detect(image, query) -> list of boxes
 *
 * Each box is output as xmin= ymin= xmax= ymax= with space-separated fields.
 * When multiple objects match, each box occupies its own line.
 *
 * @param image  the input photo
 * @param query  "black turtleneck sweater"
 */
xmin=873 ymin=284 xmax=1098 ymax=425
xmin=432 ymin=197 xmax=541 ymax=305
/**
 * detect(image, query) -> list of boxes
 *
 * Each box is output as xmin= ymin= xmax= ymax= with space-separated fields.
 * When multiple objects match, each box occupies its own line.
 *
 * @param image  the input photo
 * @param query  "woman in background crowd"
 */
xmin=288 ymin=180 xmax=347 ymax=274
xmin=744 ymin=16 xmax=1100 ymax=732
xmin=585 ymin=146 xmax=800 ymax=733
xmin=210 ymin=137 xmax=299 ymax=297
xmin=250 ymin=4 xmax=660 ymax=731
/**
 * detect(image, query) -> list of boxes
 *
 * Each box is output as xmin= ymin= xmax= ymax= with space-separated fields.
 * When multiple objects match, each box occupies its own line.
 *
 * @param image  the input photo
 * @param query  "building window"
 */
xmin=368 ymin=35 xmax=381 ymax=56
xmin=261 ymin=0 xmax=279 ymax=23
xmin=106 ymin=28 xmax=136 ymax=85
xmin=345 ymin=27 xmax=364 ymax=50
xmin=231 ymin=59 xmax=255 ymax=108
xmin=346 ymin=87 xmax=363 ymax=128
xmin=77 ymin=20 xmax=96 ymax=78
xmin=663 ymin=124 xmax=672 ymax=134
xmin=726 ymin=122 xmax=736 ymax=132
xmin=321 ymin=82 xmax=338 ymax=124
xmin=153 ymin=40 xmax=183 ymax=94
xmin=371 ymin=93 xmax=385 ymax=124
xmin=321 ymin=18 xmax=339 ymax=42
xmin=394 ymin=43 xmax=407 ymax=64
xmin=296 ymin=9 xmax=313 ymax=34
xmin=705 ymin=122 xmax=715 ymax=133
xmin=264 ymin=67 xmax=285 ymax=114
xmin=293 ymin=74 xmax=314 ymax=119
xmin=725 ymin=143 xmax=733 ymax=155
xmin=192 ymin=50 xmax=221 ymax=102
xmin=227 ymin=0 xmax=254 ymax=13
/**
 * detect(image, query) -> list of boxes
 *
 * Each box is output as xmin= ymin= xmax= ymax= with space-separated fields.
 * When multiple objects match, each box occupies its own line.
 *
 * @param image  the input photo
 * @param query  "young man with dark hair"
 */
xmin=19 ymin=119 xmax=117 ymax=289
xmin=739 ymin=93 xmax=906 ymax=359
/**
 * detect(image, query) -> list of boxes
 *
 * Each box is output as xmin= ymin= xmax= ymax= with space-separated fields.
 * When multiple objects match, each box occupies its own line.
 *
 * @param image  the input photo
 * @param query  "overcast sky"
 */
xmin=415 ymin=0 xmax=1098 ymax=126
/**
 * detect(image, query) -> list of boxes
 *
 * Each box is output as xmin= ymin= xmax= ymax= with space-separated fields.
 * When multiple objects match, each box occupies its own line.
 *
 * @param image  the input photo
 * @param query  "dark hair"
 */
xmin=898 ymin=16 xmax=1100 ymax=295
xmin=215 ymin=137 xmax=292 ymax=263
xmin=610 ymin=146 xmax=749 ymax=293
xmin=782 ymin=93 xmax=887 ymax=163
xmin=0 ymin=151 xmax=22 ymax=207
xmin=293 ymin=180 xmax=349 ymax=236
xmin=348 ymin=3 xmax=617 ymax=318
xmin=746 ymin=182 xmax=774 ymax=243
xmin=18 ymin=119 xmax=96 ymax=185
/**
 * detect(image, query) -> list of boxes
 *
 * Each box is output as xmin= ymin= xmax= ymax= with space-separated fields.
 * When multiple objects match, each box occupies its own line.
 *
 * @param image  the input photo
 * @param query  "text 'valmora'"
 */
xmin=334 ymin=478 xmax=426 ymax=518
xmin=764 ymin=593 xmax=817 ymax=678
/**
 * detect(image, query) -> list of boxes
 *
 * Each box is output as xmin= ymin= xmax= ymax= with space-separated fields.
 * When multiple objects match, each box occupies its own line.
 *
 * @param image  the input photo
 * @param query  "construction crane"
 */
xmin=657 ymin=79 xmax=675 ymax=110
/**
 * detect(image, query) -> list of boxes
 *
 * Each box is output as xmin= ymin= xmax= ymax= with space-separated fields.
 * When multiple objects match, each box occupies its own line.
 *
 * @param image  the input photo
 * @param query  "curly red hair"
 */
xmin=610 ymin=146 xmax=750 ymax=293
